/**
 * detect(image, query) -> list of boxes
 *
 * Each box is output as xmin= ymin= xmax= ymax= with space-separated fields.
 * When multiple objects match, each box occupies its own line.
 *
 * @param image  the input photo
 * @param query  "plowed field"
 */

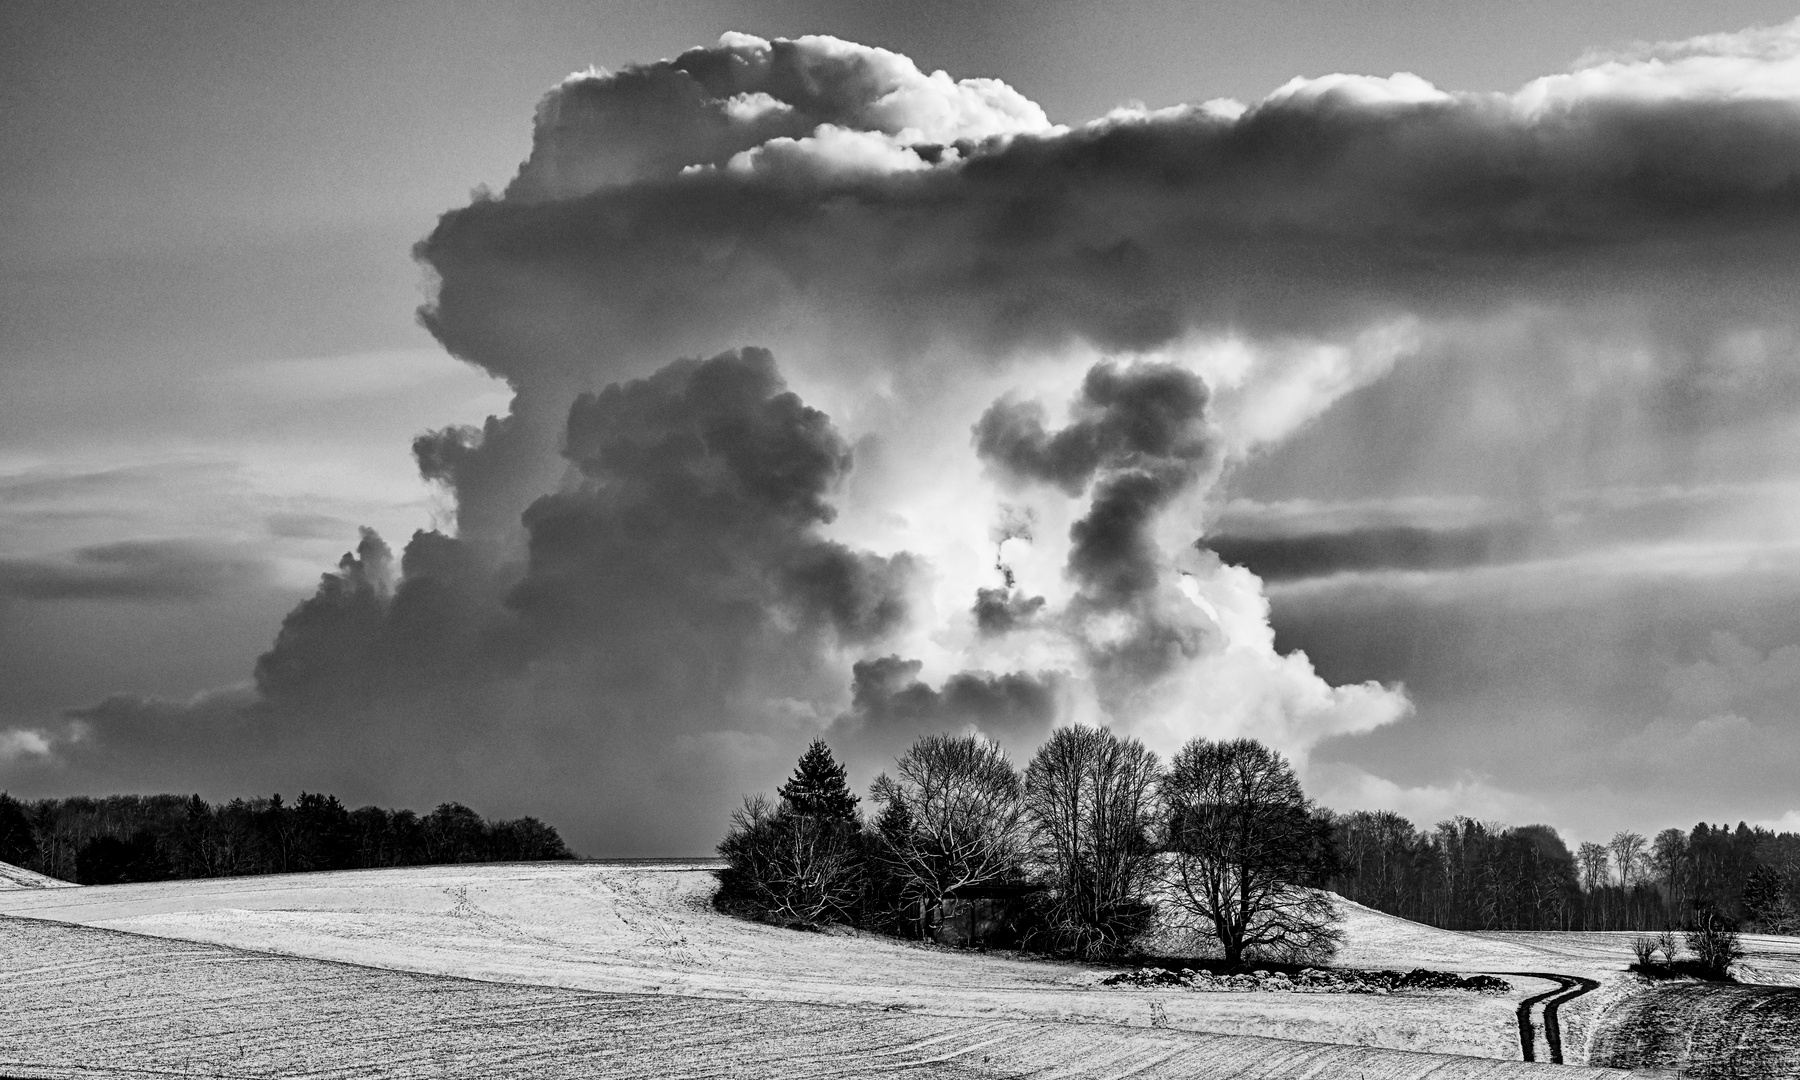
xmin=0 ymin=861 xmax=1567 ymax=1059
xmin=0 ymin=913 xmax=1620 ymax=1079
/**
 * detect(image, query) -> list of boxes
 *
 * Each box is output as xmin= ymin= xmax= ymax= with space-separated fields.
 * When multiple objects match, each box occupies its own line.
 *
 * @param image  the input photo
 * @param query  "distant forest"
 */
xmin=0 ymin=792 xmax=573 ymax=885
xmin=1327 ymin=811 xmax=1800 ymax=934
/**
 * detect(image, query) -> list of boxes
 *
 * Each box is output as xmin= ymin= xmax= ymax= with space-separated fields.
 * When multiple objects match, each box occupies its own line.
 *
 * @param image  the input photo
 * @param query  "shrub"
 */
xmin=1686 ymin=904 xmax=1744 ymax=979
xmin=1657 ymin=927 xmax=1680 ymax=963
xmin=1632 ymin=935 xmax=1658 ymax=967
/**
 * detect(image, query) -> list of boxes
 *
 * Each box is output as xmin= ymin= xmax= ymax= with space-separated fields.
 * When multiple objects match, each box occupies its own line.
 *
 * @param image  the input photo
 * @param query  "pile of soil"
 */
xmin=1101 ymin=966 xmax=1511 ymax=995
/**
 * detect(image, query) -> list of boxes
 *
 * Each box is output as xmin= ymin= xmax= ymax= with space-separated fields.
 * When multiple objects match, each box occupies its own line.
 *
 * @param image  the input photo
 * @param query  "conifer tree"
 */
xmin=778 ymin=739 xmax=860 ymax=821
xmin=0 ymin=793 xmax=37 ymax=867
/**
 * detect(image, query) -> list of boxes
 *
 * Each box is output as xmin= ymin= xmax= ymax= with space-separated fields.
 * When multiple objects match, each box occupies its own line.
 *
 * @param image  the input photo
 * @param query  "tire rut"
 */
xmin=1487 ymin=971 xmax=1598 ymax=1063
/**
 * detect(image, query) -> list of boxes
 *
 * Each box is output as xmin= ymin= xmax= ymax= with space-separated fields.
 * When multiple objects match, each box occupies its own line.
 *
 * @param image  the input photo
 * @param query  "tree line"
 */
xmin=717 ymin=729 xmax=1340 ymax=963
xmin=719 ymin=732 xmax=1800 ymax=964
xmin=1326 ymin=810 xmax=1800 ymax=935
xmin=0 ymin=791 xmax=572 ymax=885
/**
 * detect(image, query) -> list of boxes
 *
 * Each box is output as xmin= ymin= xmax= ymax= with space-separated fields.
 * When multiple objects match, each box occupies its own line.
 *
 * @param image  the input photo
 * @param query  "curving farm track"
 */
xmin=1491 ymin=972 xmax=1600 ymax=1063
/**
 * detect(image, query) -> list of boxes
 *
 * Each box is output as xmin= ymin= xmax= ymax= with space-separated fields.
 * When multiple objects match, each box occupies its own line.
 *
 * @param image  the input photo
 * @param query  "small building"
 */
xmin=927 ymin=881 xmax=1046 ymax=948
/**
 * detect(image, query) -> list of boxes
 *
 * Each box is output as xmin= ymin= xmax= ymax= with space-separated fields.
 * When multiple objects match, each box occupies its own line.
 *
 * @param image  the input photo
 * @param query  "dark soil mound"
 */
xmin=1100 ymin=965 xmax=1510 ymax=995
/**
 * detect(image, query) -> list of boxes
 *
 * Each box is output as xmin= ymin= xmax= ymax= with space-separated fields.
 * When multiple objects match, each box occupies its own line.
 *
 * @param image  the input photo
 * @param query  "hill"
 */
xmin=0 ymin=859 xmax=77 ymax=890
xmin=0 ymin=860 xmax=1605 ymax=1066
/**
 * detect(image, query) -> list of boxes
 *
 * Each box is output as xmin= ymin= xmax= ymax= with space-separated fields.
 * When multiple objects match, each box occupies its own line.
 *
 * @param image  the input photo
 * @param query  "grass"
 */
xmin=1628 ymin=959 xmax=1738 ymax=983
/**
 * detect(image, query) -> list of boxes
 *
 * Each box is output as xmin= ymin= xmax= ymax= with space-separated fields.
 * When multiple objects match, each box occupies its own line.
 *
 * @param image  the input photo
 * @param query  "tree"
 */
xmin=1650 ymin=827 xmax=1689 ymax=920
xmin=1609 ymin=831 xmax=1647 ymax=888
xmin=778 ymin=739 xmax=860 ymax=821
xmin=715 ymin=794 xmax=865 ymax=926
xmin=1577 ymin=842 xmax=1611 ymax=891
xmin=871 ymin=734 xmax=1025 ymax=917
xmin=292 ymin=792 xmax=354 ymax=870
xmin=487 ymin=816 xmax=575 ymax=861
xmin=1159 ymin=738 xmax=1341 ymax=965
xmin=714 ymin=741 xmax=868 ymax=927
xmin=74 ymin=829 xmax=169 ymax=885
xmin=1022 ymin=725 xmax=1161 ymax=956
xmin=0 ymin=793 xmax=38 ymax=867
xmin=422 ymin=802 xmax=488 ymax=862
xmin=1743 ymin=864 xmax=1796 ymax=933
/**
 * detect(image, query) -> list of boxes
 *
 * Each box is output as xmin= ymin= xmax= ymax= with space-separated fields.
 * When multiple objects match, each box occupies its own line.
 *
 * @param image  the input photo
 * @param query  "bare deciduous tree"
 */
xmin=1022 ymin=725 xmax=1161 ymax=956
xmin=872 ymin=734 xmax=1025 ymax=916
xmin=1650 ymin=827 xmax=1689 ymax=919
xmin=1609 ymin=831 xmax=1647 ymax=888
xmin=715 ymin=795 xmax=864 ymax=926
xmin=1576 ymin=841 xmax=1611 ymax=892
xmin=1158 ymin=738 xmax=1341 ymax=966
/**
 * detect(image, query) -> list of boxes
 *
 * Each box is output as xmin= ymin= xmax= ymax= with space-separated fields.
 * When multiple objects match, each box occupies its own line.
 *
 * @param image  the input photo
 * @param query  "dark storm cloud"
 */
xmin=978 ymin=362 xmax=1214 ymax=601
xmin=976 ymin=361 xmax=1217 ymax=684
xmin=832 ymin=654 xmax=1060 ymax=753
xmin=252 ymin=528 xmax=396 ymax=700
xmin=0 ymin=540 xmax=268 ymax=602
xmin=19 ymin=349 xmax=916 ymax=853
xmin=973 ymin=587 xmax=1046 ymax=634
xmin=1204 ymin=523 xmax=1529 ymax=581
xmin=250 ymin=348 xmax=917 ymax=702
xmin=509 ymin=347 xmax=912 ymax=650
xmin=419 ymin=75 xmax=1800 ymax=394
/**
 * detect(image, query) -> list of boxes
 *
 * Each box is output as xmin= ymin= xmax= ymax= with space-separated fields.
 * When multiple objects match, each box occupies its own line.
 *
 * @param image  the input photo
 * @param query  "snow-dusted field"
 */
xmin=0 ymin=860 xmax=1647 ymax=1077
xmin=1470 ymin=928 xmax=1800 ymax=986
xmin=0 ymin=859 xmax=76 ymax=889
xmin=0 ymin=913 xmax=1613 ymax=1080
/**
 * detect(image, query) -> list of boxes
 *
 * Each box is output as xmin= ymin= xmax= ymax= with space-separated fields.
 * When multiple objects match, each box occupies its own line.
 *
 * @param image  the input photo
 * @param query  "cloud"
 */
xmin=14 ymin=350 xmax=920 ymax=852
xmin=0 ymin=729 xmax=51 ymax=763
xmin=976 ymin=360 xmax=1222 ymax=690
xmin=0 ymin=540 xmax=269 ymax=602
xmin=510 ymin=32 xmax=1051 ymax=199
xmin=1205 ymin=523 xmax=1529 ymax=581
xmin=831 ymin=654 xmax=1061 ymax=759
xmin=20 ymin=21 xmax=1800 ymax=850
xmin=973 ymin=587 xmax=1045 ymax=634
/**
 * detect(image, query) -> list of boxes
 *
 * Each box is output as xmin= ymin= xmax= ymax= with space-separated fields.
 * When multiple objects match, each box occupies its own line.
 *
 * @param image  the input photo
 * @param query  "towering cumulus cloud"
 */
xmin=13 ymin=25 xmax=1800 ymax=852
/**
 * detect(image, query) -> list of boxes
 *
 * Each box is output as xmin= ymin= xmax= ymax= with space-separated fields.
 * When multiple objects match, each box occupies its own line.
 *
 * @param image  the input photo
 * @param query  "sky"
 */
xmin=5 ymin=1 xmax=1800 ymax=855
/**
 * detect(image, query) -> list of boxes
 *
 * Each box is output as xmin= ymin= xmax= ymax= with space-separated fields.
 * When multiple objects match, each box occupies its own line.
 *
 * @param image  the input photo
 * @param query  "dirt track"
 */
xmin=1494 ymin=972 xmax=1600 ymax=1063
xmin=0 ymin=914 xmax=1619 ymax=1080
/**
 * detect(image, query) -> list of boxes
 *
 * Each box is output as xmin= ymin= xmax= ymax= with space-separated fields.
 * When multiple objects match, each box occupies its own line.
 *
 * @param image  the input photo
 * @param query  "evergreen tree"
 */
xmin=0 ymin=793 xmax=37 ymax=866
xmin=778 ymin=739 xmax=860 ymax=821
xmin=1744 ymin=864 xmax=1795 ymax=932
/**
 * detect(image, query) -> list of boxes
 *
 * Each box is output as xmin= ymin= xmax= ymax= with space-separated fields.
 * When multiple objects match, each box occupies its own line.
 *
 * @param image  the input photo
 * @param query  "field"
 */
xmin=0 ymin=859 xmax=1738 ymax=1077
xmin=0 ymin=860 xmax=75 ymax=890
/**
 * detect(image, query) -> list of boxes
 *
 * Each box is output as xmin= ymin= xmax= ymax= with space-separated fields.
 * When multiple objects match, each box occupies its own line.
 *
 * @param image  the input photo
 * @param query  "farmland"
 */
xmin=0 ymin=859 xmax=1790 ymax=1076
